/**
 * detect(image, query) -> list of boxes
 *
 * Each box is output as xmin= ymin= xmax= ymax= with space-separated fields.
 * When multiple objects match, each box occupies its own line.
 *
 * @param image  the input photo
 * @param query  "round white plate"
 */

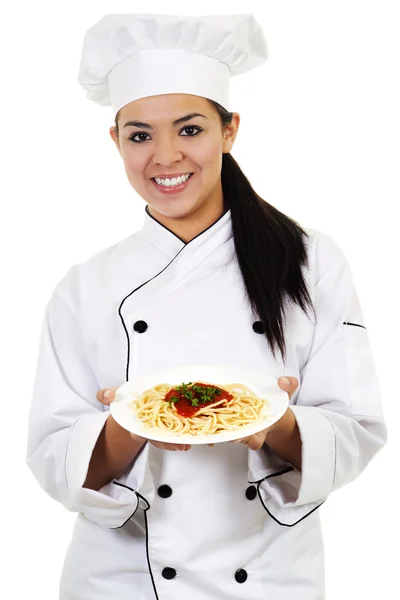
xmin=110 ymin=364 xmax=289 ymax=445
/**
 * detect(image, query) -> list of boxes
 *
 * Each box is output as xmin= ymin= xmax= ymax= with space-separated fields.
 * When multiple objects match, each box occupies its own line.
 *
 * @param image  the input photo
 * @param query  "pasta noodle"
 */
xmin=130 ymin=381 xmax=269 ymax=436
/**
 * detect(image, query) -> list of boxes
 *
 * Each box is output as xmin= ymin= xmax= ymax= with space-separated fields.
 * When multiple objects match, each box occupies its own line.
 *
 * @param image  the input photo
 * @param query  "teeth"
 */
xmin=154 ymin=173 xmax=191 ymax=187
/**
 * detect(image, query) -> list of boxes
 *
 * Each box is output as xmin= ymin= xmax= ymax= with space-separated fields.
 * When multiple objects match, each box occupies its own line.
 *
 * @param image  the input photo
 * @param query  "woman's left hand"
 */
xmin=232 ymin=376 xmax=299 ymax=450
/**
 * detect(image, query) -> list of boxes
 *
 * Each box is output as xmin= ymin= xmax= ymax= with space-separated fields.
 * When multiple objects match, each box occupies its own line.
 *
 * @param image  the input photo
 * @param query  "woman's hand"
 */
xmin=97 ymin=387 xmax=192 ymax=451
xmin=231 ymin=376 xmax=299 ymax=450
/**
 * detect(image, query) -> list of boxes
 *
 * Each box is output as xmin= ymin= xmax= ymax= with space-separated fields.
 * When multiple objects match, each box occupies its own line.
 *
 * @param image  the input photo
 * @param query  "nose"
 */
xmin=151 ymin=135 xmax=184 ymax=166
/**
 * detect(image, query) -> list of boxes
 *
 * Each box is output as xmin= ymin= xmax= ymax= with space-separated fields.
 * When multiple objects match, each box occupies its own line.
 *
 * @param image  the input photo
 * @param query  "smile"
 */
xmin=153 ymin=173 xmax=192 ymax=187
xmin=151 ymin=173 xmax=194 ymax=194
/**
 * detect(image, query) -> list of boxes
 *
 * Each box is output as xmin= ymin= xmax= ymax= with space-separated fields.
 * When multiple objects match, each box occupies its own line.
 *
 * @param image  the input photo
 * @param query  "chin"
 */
xmin=148 ymin=199 xmax=202 ymax=220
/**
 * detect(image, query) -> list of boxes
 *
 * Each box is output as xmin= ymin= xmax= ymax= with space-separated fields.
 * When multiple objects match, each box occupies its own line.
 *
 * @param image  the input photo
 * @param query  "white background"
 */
xmin=1 ymin=1 xmax=399 ymax=598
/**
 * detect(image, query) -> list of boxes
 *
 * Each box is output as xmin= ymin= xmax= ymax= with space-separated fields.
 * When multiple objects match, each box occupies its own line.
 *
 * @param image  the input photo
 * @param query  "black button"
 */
xmin=235 ymin=569 xmax=248 ymax=583
xmin=162 ymin=567 xmax=177 ymax=580
xmin=252 ymin=321 xmax=265 ymax=334
xmin=158 ymin=485 xmax=173 ymax=498
xmin=133 ymin=320 xmax=148 ymax=333
xmin=245 ymin=485 xmax=257 ymax=500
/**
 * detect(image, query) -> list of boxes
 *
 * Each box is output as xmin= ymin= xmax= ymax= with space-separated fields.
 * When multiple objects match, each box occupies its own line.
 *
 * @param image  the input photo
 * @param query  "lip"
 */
xmin=151 ymin=173 xmax=194 ymax=194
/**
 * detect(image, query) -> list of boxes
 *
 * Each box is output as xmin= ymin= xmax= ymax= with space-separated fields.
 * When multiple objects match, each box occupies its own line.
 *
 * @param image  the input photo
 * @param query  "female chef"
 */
xmin=26 ymin=13 xmax=387 ymax=600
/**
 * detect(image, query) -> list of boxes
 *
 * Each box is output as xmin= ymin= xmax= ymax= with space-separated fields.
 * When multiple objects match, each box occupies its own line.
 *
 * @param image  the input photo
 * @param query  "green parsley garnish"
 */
xmin=168 ymin=396 xmax=180 ymax=404
xmin=168 ymin=382 xmax=221 ymax=407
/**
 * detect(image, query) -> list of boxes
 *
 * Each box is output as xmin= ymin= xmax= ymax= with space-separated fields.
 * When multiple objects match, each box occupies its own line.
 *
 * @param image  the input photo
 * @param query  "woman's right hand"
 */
xmin=97 ymin=387 xmax=192 ymax=452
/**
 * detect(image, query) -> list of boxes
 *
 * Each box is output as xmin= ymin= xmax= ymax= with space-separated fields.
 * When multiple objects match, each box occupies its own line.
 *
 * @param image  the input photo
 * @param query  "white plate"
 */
xmin=110 ymin=364 xmax=289 ymax=445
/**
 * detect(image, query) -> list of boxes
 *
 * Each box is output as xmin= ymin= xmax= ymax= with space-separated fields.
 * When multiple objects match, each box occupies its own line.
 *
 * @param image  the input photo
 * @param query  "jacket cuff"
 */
xmin=247 ymin=406 xmax=335 ymax=526
xmin=65 ymin=412 xmax=139 ymax=528
xmin=290 ymin=405 xmax=336 ymax=505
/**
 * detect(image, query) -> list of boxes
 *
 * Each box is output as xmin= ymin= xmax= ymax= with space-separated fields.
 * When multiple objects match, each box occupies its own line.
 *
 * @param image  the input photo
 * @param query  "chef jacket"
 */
xmin=26 ymin=208 xmax=387 ymax=600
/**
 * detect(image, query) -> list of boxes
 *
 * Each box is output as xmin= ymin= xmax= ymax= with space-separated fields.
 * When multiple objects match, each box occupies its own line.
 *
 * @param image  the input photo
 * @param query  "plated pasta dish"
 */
xmin=130 ymin=381 xmax=269 ymax=436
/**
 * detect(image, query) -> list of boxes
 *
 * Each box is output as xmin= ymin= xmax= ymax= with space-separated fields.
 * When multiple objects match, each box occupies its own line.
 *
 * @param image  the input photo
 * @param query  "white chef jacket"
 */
xmin=26 ymin=208 xmax=387 ymax=600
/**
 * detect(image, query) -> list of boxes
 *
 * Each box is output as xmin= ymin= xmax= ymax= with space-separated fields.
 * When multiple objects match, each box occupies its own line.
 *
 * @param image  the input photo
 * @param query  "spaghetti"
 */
xmin=130 ymin=381 xmax=269 ymax=436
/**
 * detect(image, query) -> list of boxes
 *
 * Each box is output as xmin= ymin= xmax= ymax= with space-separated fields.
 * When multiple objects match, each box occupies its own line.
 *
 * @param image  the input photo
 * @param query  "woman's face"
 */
xmin=110 ymin=94 xmax=239 ymax=223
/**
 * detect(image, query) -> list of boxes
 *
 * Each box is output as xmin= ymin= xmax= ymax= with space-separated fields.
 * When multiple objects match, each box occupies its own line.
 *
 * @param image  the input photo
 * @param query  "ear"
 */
xmin=222 ymin=112 xmax=240 ymax=154
xmin=109 ymin=125 xmax=122 ymax=157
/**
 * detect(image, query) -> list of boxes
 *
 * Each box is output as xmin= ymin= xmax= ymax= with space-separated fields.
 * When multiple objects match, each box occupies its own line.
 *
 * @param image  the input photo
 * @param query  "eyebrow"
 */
xmin=123 ymin=113 xmax=207 ymax=129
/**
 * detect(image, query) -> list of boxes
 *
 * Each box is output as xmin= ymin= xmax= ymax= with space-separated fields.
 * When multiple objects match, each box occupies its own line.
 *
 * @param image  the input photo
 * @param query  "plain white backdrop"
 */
xmin=1 ymin=1 xmax=399 ymax=598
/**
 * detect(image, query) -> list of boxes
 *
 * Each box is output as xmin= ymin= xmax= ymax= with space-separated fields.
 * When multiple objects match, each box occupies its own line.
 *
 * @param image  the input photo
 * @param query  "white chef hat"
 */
xmin=78 ymin=13 xmax=268 ymax=117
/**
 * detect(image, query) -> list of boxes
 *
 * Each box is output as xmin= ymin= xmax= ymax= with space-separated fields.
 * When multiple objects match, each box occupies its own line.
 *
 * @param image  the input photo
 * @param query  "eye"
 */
xmin=128 ymin=132 xmax=151 ymax=143
xmin=180 ymin=125 xmax=203 ymax=136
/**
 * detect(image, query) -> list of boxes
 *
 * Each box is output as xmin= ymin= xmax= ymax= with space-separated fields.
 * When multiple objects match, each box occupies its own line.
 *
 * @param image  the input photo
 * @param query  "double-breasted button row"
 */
xmin=159 ymin=484 xmax=256 ymax=501
xmin=134 ymin=320 xmax=265 ymax=334
xmin=159 ymin=484 xmax=252 ymax=584
xmin=161 ymin=567 xmax=248 ymax=583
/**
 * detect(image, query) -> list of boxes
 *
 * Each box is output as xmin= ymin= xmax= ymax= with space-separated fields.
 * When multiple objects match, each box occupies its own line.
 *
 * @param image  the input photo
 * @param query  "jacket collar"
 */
xmin=140 ymin=205 xmax=233 ymax=258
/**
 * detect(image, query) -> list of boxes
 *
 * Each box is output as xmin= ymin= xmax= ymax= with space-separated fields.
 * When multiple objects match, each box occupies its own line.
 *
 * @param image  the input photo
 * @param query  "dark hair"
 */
xmin=115 ymin=101 xmax=315 ymax=362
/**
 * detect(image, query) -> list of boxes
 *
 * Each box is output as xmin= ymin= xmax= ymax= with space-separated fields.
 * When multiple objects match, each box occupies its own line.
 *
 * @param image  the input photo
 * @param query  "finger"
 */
xmin=96 ymin=386 xmax=120 ymax=405
xmin=151 ymin=441 xmax=191 ymax=451
xmin=232 ymin=437 xmax=249 ymax=444
xmin=234 ymin=431 xmax=266 ymax=450
xmin=150 ymin=441 xmax=168 ymax=450
xmin=246 ymin=438 xmax=264 ymax=450
xmin=248 ymin=432 xmax=266 ymax=450
xmin=278 ymin=376 xmax=299 ymax=399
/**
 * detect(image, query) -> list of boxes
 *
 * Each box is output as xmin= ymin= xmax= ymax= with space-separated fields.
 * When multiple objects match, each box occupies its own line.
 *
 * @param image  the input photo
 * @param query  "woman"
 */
xmin=26 ymin=13 xmax=387 ymax=600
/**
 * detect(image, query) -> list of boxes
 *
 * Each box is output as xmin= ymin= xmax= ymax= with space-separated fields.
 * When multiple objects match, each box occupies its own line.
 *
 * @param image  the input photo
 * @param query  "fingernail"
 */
xmin=281 ymin=377 xmax=290 ymax=386
xmin=104 ymin=390 xmax=111 ymax=399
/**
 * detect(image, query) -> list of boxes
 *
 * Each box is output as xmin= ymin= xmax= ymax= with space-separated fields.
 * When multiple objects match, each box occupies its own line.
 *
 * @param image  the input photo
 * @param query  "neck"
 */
xmin=147 ymin=196 xmax=227 ymax=243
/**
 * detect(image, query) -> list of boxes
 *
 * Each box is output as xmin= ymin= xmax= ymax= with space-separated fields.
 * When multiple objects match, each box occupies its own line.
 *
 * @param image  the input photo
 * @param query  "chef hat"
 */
xmin=77 ymin=13 xmax=268 ymax=116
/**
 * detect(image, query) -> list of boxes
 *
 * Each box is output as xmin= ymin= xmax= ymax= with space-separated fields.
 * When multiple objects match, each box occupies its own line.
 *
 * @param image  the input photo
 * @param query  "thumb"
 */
xmin=278 ymin=376 xmax=299 ymax=400
xmin=97 ymin=386 xmax=120 ymax=405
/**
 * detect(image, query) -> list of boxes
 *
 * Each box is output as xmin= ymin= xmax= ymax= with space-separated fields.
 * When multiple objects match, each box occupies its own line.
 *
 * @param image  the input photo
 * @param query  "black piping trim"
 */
xmin=111 ymin=487 xmax=155 ymax=592
xmin=257 ymin=484 xmax=326 ymax=527
xmin=136 ymin=491 xmax=150 ymax=511
xmin=144 ymin=511 xmax=159 ymax=600
xmin=112 ymin=506 xmax=139 ymax=529
xmin=112 ymin=480 xmax=134 ymax=492
xmin=110 ymin=485 xmax=139 ymax=530
xmin=143 ymin=501 xmax=159 ymax=600
xmin=145 ymin=204 xmax=229 ymax=245
xmin=110 ymin=483 xmax=151 ymax=529
xmin=248 ymin=466 xmax=295 ymax=485
xmin=249 ymin=467 xmax=325 ymax=527
xmin=343 ymin=322 xmax=366 ymax=329
xmin=118 ymin=248 xmax=186 ymax=382
xmin=145 ymin=205 xmax=186 ymax=243
xmin=119 ymin=207 xmax=231 ymax=382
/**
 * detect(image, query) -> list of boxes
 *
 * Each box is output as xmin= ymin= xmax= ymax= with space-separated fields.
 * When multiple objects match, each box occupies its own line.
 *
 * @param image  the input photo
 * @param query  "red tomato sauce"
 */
xmin=164 ymin=382 xmax=233 ymax=418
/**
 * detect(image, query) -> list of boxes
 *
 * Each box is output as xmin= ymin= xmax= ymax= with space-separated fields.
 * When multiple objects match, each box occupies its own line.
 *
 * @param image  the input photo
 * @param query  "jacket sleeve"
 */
xmin=248 ymin=238 xmax=387 ymax=526
xmin=26 ymin=285 xmax=150 ymax=529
